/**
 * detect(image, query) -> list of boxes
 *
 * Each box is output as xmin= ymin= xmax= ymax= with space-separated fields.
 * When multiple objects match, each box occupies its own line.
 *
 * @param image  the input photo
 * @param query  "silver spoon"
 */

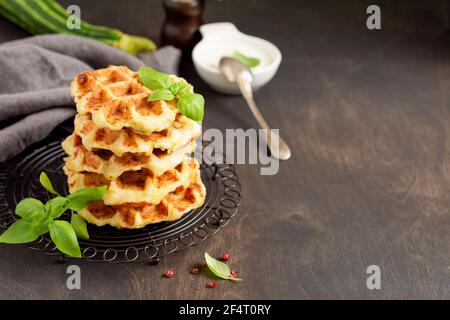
xmin=219 ymin=57 xmax=292 ymax=160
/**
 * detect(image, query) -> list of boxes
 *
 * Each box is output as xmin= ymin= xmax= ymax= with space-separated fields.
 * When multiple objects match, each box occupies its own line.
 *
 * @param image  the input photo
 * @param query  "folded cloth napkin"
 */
xmin=0 ymin=34 xmax=181 ymax=163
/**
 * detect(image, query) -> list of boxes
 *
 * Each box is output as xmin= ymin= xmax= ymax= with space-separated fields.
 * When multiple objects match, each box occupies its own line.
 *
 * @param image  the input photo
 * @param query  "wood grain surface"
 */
xmin=1 ymin=0 xmax=450 ymax=299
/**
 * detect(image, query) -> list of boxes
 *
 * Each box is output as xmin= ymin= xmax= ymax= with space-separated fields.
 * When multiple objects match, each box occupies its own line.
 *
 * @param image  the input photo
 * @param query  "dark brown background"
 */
xmin=1 ymin=0 xmax=450 ymax=299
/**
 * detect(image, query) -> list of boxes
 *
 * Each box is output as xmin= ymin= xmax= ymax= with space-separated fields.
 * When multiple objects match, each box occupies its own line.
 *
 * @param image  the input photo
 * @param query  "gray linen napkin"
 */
xmin=0 ymin=34 xmax=181 ymax=162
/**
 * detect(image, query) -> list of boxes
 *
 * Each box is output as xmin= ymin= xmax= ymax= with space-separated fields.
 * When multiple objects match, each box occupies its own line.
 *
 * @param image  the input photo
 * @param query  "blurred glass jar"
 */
xmin=161 ymin=0 xmax=205 ymax=53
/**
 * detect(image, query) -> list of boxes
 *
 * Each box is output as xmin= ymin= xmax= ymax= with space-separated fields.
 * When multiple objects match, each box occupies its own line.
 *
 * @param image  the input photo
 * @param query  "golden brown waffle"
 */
xmin=74 ymin=113 xmax=201 ymax=156
xmin=62 ymin=134 xmax=195 ymax=178
xmin=78 ymin=174 xmax=206 ymax=229
xmin=63 ymin=65 xmax=206 ymax=228
xmin=70 ymin=65 xmax=191 ymax=134
xmin=65 ymin=158 xmax=200 ymax=206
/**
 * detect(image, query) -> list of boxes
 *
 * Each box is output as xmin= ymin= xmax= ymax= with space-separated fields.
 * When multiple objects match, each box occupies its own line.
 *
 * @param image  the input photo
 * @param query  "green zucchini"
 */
xmin=0 ymin=0 xmax=48 ymax=33
xmin=0 ymin=0 xmax=156 ymax=55
xmin=0 ymin=2 xmax=32 ymax=32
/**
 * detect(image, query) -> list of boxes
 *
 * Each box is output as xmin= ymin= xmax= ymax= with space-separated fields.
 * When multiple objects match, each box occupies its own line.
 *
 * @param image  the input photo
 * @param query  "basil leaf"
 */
xmin=49 ymin=221 xmax=81 ymax=258
xmin=15 ymin=198 xmax=45 ymax=221
xmin=138 ymin=67 xmax=171 ymax=90
xmin=139 ymin=67 xmax=205 ymax=122
xmin=66 ymin=186 xmax=107 ymax=211
xmin=39 ymin=172 xmax=59 ymax=195
xmin=205 ymin=252 xmax=230 ymax=279
xmin=0 ymin=219 xmax=40 ymax=244
xmin=204 ymin=252 xmax=242 ymax=281
xmin=25 ymin=203 xmax=53 ymax=236
xmin=177 ymin=93 xmax=204 ymax=121
xmin=45 ymin=197 xmax=69 ymax=219
xmin=71 ymin=213 xmax=89 ymax=240
xmin=169 ymin=82 xmax=190 ymax=96
xmin=30 ymin=214 xmax=52 ymax=237
xmin=148 ymin=89 xmax=175 ymax=102
xmin=232 ymin=50 xmax=261 ymax=68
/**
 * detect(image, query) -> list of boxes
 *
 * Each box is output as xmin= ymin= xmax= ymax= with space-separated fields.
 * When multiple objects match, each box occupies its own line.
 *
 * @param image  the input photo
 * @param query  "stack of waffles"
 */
xmin=62 ymin=65 xmax=206 ymax=229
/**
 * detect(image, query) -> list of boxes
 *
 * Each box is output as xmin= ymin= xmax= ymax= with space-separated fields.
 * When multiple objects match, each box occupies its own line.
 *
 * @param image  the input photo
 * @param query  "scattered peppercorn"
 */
xmin=221 ymin=253 xmax=230 ymax=261
xmin=164 ymin=269 xmax=174 ymax=278
xmin=230 ymin=270 xmax=239 ymax=278
xmin=208 ymin=281 xmax=217 ymax=288
xmin=191 ymin=267 xmax=199 ymax=274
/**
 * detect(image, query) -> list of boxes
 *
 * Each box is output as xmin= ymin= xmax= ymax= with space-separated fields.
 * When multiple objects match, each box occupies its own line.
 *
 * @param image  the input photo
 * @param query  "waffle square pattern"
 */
xmin=63 ymin=65 xmax=206 ymax=229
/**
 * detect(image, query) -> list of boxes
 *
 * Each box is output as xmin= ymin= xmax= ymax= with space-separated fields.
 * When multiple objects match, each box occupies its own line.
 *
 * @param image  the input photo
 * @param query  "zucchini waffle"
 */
xmin=63 ymin=65 xmax=205 ymax=228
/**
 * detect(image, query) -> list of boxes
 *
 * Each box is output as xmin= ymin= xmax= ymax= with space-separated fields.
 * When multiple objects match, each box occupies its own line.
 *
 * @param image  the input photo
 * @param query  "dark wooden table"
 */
xmin=1 ymin=0 xmax=450 ymax=299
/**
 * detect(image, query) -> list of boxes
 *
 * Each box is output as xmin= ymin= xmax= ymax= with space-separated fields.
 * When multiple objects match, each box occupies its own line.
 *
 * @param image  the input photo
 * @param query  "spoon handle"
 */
xmin=237 ymin=75 xmax=292 ymax=160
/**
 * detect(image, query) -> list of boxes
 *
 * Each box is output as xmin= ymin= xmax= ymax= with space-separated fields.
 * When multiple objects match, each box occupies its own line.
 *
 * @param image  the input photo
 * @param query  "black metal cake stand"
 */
xmin=0 ymin=124 xmax=241 ymax=263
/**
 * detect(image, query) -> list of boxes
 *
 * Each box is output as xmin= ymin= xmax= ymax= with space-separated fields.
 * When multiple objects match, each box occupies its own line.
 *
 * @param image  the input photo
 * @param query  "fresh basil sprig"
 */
xmin=0 ymin=172 xmax=107 ymax=258
xmin=232 ymin=50 xmax=261 ymax=68
xmin=205 ymin=252 xmax=242 ymax=282
xmin=138 ymin=67 xmax=204 ymax=122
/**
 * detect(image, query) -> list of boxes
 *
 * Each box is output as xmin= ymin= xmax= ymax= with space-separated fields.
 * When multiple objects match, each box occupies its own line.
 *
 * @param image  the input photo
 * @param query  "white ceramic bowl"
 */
xmin=192 ymin=22 xmax=282 ymax=94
